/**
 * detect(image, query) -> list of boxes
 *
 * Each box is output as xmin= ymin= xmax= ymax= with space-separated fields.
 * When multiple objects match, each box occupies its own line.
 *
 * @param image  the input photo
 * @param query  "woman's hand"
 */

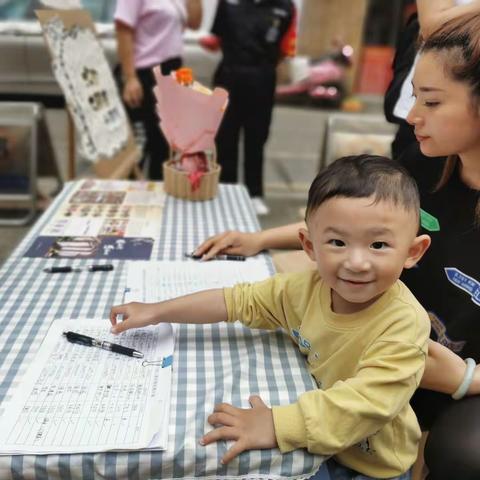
xmin=200 ymin=395 xmax=278 ymax=464
xmin=193 ymin=231 xmax=264 ymax=260
xmin=123 ymin=76 xmax=143 ymax=108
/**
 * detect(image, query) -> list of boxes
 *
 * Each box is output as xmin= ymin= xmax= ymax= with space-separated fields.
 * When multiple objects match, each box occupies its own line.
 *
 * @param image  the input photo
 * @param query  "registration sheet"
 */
xmin=123 ymin=259 xmax=272 ymax=303
xmin=0 ymin=319 xmax=174 ymax=455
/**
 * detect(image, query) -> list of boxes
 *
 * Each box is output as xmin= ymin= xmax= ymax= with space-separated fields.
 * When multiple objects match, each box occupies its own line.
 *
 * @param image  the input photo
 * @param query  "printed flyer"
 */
xmin=25 ymin=180 xmax=164 ymax=260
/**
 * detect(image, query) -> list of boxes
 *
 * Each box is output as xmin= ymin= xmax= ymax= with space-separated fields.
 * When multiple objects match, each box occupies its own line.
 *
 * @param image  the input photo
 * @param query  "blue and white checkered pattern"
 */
xmin=0 ymin=182 xmax=323 ymax=479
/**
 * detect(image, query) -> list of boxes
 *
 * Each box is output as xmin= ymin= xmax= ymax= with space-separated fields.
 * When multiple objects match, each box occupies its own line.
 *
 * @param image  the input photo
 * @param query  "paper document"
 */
xmin=0 ymin=319 xmax=174 ymax=455
xmin=124 ymin=259 xmax=272 ymax=303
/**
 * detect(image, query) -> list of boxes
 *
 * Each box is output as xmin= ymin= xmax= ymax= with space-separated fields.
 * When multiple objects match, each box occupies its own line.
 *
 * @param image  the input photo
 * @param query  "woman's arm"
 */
xmin=115 ymin=21 xmax=143 ymax=108
xmin=256 ymin=222 xmax=306 ymax=250
xmin=186 ymin=0 xmax=202 ymax=30
xmin=421 ymin=339 xmax=480 ymax=395
xmin=417 ymin=0 xmax=480 ymax=37
xmin=194 ymin=222 xmax=305 ymax=260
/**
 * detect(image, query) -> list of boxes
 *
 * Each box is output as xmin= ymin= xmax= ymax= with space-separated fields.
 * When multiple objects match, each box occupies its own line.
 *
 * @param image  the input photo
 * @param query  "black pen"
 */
xmin=43 ymin=265 xmax=114 ymax=273
xmin=185 ymin=252 xmax=246 ymax=261
xmin=213 ymin=254 xmax=246 ymax=261
xmin=63 ymin=331 xmax=143 ymax=358
xmin=43 ymin=266 xmax=81 ymax=273
xmin=88 ymin=264 xmax=114 ymax=272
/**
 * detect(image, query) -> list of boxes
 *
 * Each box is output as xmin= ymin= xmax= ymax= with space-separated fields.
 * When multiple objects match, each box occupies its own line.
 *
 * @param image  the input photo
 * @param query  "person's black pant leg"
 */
xmin=242 ymin=69 xmax=275 ymax=197
xmin=424 ymin=395 xmax=480 ymax=480
xmin=137 ymin=58 xmax=182 ymax=180
xmin=214 ymin=70 xmax=242 ymax=184
xmin=136 ymin=68 xmax=166 ymax=179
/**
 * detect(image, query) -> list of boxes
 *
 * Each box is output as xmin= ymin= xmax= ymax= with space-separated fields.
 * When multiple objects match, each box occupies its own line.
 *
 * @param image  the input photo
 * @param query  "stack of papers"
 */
xmin=0 ymin=319 xmax=174 ymax=454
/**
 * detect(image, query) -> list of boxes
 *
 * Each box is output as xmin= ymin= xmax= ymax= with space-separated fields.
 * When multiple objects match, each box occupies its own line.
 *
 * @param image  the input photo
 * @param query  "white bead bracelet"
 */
xmin=452 ymin=357 xmax=476 ymax=400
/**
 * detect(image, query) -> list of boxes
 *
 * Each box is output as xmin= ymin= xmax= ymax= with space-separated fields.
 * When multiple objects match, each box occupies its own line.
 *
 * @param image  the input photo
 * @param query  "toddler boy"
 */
xmin=110 ymin=155 xmax=431 ymax=479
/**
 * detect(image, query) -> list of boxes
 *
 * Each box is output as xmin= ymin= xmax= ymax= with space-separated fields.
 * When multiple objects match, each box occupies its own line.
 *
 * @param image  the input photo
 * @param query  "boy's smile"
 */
xmin=299 ymin=196 xmax=429 ymax=315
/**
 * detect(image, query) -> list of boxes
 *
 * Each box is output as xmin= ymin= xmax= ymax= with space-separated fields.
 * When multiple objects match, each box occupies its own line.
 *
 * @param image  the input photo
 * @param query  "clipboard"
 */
xmin=36 ymin=9 xmax=142 ymax=180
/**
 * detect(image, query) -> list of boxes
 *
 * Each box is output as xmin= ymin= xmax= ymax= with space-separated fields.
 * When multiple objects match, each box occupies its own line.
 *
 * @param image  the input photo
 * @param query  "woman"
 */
xmin=384 ymin=0 xmax=476 ymax=159
xmin=114 ymin=0 xmax=202 ymax=179
xmin=195 ymin=11 xmax=480 ymax=480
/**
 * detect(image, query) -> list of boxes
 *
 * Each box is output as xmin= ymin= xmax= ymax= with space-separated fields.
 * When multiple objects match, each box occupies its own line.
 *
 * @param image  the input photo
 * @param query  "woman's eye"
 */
xmin=371 ymin=241 xmax=388 ymax=250
xmin=328 ymin=239 xmax=345 ymax=247
xmin=423 ymin=101 xmax=439 ymax=107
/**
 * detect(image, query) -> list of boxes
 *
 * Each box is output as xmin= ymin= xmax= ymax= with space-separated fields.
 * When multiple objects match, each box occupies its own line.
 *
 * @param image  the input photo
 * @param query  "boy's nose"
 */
xmin=344 ymin=250 xmax=370 ymax=272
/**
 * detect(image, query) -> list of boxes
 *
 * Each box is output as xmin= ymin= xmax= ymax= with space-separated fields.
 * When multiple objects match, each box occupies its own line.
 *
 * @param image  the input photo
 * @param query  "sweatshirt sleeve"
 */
xmin=272 ymin=338 xmax=427 ymax=454
xmin=223 ymin=275 xmax=292 ymax=331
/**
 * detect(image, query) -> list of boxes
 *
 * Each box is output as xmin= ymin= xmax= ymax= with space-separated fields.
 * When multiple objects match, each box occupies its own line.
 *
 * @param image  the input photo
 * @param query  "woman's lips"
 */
xmin=415 ymin=134 xmax=429 ymax=142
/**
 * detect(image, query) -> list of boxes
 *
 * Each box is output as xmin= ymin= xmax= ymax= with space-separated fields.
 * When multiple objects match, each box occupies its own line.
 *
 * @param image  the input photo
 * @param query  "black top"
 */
xmin=399 ymin=145 xmax=480 ymax=427
xmin=384 ymin=13 xmax=419 ymax=124
xmin=211 ymin=0 xmax=294 ymax=69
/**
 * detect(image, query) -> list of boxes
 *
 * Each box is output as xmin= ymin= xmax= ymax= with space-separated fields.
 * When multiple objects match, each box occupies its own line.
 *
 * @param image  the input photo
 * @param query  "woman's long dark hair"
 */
xmin=420 ymin=13 xmax=480 ymax=220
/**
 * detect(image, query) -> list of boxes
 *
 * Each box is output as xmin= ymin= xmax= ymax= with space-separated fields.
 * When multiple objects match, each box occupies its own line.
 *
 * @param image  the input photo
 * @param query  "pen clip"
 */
xmin=142 ymin=355 xmax=173 ymax=368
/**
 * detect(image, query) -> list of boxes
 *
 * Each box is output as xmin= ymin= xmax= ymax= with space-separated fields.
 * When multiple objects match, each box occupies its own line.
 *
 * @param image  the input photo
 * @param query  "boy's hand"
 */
xmin=193 ymin=231 xmax=263 ymax=261
xmin=200 ymin=395 xmax=278 ymax=464
xmin=109 ymin=302 xmax=158 ymax=334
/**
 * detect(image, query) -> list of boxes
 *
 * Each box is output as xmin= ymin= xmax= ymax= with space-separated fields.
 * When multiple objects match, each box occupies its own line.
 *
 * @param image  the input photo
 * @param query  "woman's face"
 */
xmin=407 ymin=51 xmax=480 ymax=158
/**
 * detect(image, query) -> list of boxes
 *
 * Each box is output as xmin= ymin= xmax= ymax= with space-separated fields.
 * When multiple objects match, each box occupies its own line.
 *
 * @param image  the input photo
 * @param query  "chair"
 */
xmin=320 ymin=112 xmax=398 ymax=169
xmin=0 ymin=102 xmax=60 ymax=225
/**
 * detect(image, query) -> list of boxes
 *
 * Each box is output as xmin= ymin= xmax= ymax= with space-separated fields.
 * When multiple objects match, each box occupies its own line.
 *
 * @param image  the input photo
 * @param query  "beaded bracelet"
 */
xmin=452 ymin=358 xmax=476 ymax=400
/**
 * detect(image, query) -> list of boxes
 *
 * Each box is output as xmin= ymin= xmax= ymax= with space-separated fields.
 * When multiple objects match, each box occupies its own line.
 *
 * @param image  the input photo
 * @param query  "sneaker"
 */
xmin=252 ymin=197 xmax=270 ymax=216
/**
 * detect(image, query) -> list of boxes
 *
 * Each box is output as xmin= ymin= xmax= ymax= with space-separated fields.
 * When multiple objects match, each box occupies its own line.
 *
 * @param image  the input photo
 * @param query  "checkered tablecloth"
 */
xmin=0 ymin=182 xmax=323 ymax=479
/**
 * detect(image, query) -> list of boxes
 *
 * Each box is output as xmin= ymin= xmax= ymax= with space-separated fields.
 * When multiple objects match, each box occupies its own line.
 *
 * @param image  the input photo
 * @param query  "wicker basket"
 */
xmin=162 ymin=149 xmax=221 ymax=201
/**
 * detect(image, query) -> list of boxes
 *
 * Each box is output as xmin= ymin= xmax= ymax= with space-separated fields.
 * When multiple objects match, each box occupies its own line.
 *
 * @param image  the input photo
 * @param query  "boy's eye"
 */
xmin=371 ymin=241 xmax=388 ymax=250
xmin=328 ymin=239 xmax=345 ymax=247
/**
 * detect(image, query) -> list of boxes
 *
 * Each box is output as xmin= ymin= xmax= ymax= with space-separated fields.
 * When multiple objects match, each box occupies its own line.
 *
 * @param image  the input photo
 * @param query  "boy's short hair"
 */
xmin=305 ymin=154 xmax=420 ymax=222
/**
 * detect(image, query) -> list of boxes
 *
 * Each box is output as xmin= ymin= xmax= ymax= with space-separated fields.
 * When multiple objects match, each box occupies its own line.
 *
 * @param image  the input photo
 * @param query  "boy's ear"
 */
xmin=404 ymin=234 xmax=431 ymax=269
xmin=298 ymin=227 xmax=316 ymax=262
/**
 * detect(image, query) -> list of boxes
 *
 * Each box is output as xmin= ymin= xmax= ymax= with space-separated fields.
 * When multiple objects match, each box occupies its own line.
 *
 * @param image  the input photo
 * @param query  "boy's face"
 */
xmin=299 ymin=196 xmax=430 ymax=315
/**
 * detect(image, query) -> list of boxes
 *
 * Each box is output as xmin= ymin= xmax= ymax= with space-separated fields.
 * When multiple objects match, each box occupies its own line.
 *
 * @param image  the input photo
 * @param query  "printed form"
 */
xmin=0 ymin=319 xmax=173 ymax=454
xmin=124 ymin=259 xmax=272 ymax=303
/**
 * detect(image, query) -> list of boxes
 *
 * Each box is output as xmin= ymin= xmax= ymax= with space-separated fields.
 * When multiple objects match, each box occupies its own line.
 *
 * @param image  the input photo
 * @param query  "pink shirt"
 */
xmin=114 ymin=0 xmax=186 ymax=69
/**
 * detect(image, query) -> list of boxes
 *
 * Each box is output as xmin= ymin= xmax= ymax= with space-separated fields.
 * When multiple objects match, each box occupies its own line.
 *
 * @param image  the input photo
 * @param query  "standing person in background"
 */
xmin=114 ymin=0 xmax=202 ymax=180
xmin=208 ymin=0 xmax=295 ymax=215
